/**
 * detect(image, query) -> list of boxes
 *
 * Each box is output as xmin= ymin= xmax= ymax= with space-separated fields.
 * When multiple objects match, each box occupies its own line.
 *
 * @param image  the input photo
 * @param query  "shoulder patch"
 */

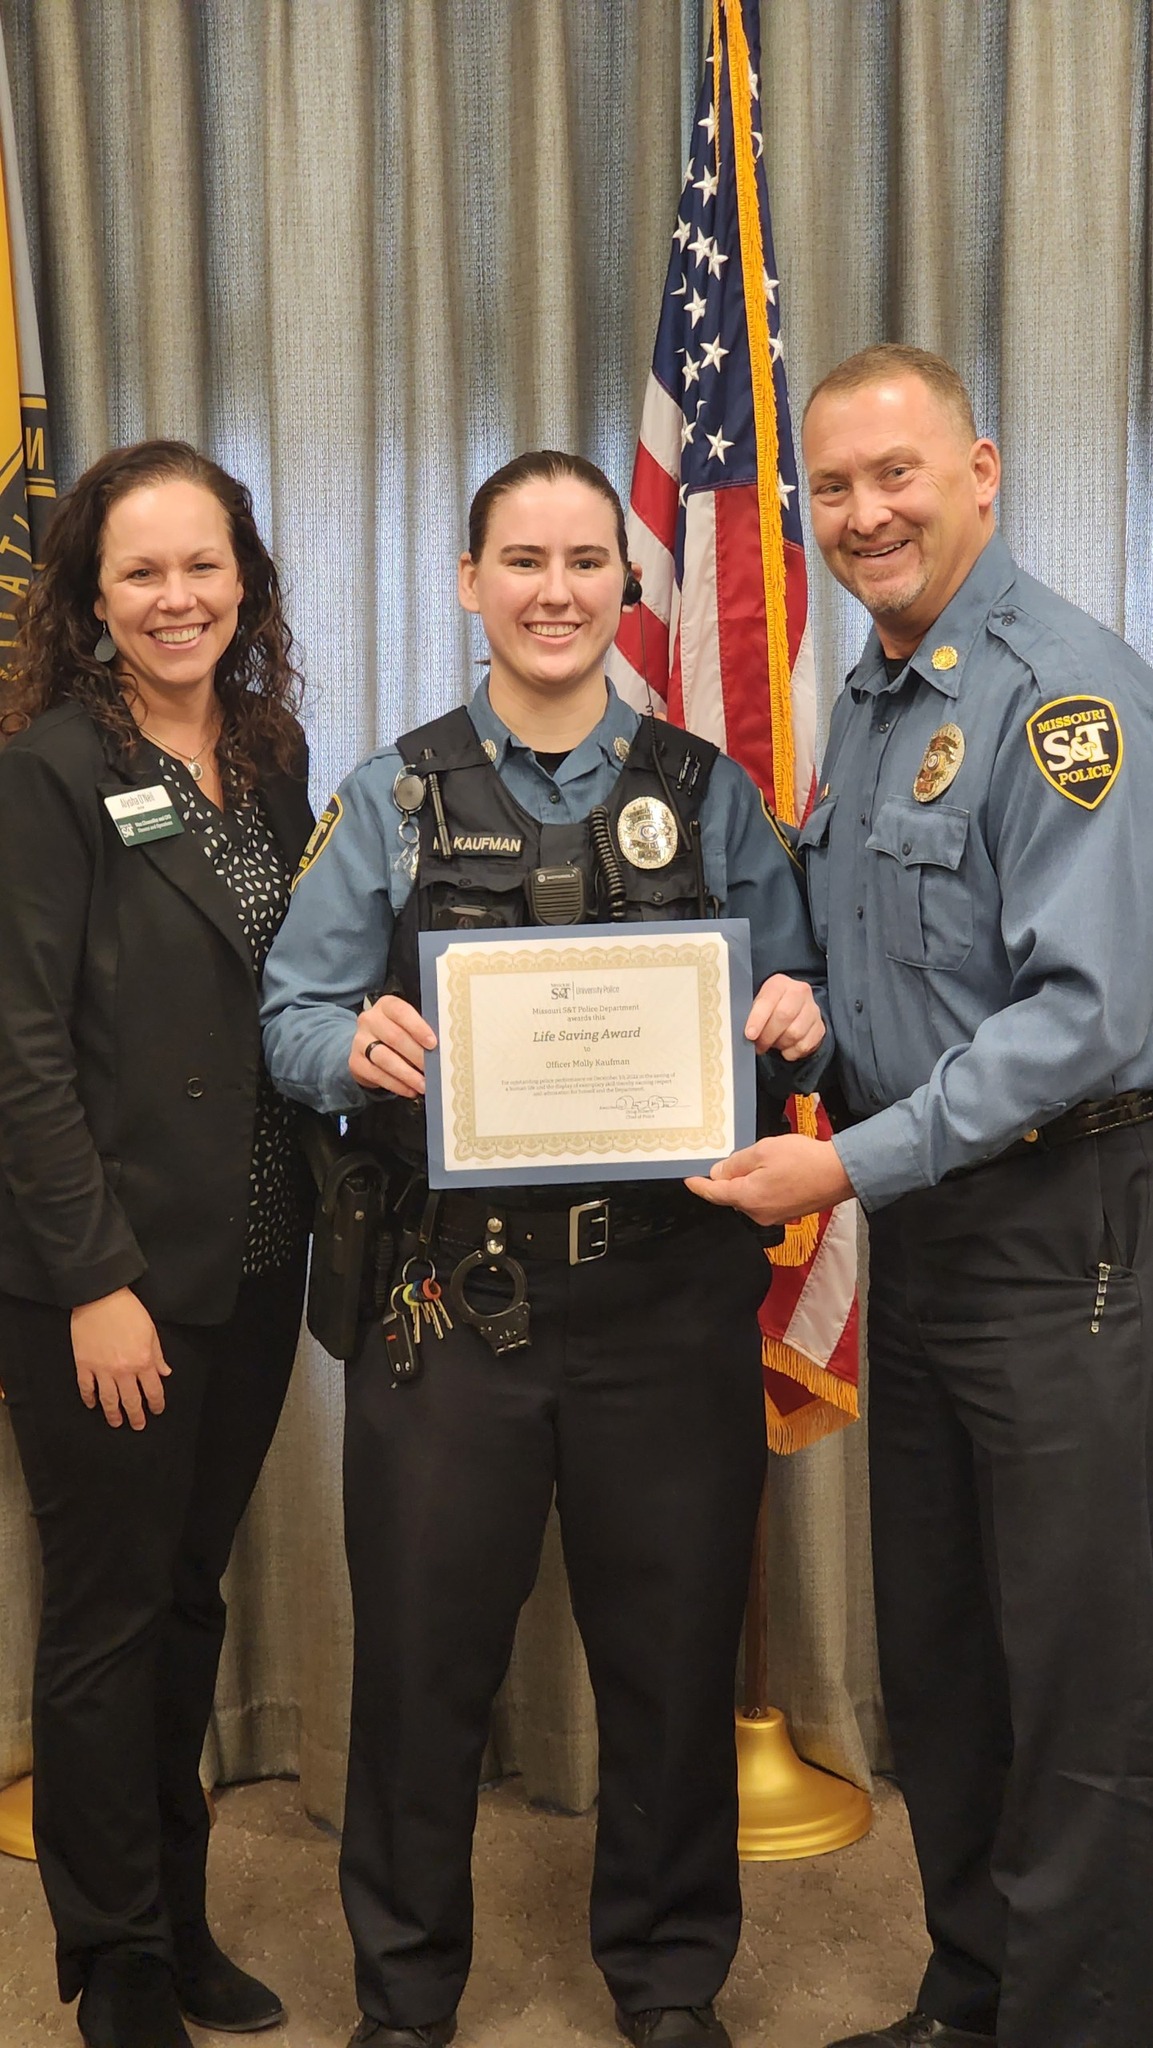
xmin=1025 ymin=696 xmax=1123 ymax=809
xmin=292 ymin=792 xmax=343 ymax=890
xmin=760 ymin=793 xmax=802 ymax=870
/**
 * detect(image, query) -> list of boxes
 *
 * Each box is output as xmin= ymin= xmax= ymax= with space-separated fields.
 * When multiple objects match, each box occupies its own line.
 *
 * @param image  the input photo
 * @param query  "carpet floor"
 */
xmin=0 ymin=1774 xmax=927 ymax=2046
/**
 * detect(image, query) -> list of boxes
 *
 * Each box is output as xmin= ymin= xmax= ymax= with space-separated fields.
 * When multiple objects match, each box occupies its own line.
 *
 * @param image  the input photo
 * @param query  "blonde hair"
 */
xmin=804 ymin=344 xmax=977 ymax=441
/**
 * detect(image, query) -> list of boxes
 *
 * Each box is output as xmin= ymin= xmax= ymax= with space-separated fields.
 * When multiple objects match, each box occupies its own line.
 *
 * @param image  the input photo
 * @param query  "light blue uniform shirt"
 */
xmin=802 ymin=532 xmax=1153 ymax=1211
xmin=262 ymin=679 xmax=830 ymax=1113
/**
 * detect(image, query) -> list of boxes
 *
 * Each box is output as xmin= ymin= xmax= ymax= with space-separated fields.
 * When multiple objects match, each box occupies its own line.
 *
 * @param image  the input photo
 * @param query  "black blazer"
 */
xmin=0 ymin=701 xmax=313 ymax=1322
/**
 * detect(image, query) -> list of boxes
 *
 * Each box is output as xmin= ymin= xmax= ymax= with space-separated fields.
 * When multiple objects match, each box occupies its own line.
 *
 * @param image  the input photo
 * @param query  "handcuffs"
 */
xmin=447 ymin=1213 xmax=531 ymax=1356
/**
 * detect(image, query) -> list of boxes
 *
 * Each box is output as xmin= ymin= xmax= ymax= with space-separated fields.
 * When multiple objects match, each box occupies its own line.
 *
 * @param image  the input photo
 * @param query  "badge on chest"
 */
xmin=913 ymin=724 xmax=966 ymax=803
xmin=103 ymin=785 xmax=184 ymax=845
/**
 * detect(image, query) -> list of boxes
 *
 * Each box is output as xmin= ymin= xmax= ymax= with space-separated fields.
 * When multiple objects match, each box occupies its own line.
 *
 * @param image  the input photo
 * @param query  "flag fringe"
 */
xmin=768 ymin=1095 xmax=821 ymax=1264
xmin=723 ymin=0 xmax=796 ymax=824
xmin=768 ymin=1211 xmax=819 ymax=1265
xmin=763 ymin=1336 xmax=859 ymax=1454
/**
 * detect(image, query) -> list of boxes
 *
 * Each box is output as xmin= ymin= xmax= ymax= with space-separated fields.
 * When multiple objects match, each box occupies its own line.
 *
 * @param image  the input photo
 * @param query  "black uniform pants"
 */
xmin=339 ymin=1205 xmax=770 ymax=2030
xmin=866 ymin=1125 xmax=1153 ymax=2048
xmin=0 ymin=1262 xmax=304 ymax=2001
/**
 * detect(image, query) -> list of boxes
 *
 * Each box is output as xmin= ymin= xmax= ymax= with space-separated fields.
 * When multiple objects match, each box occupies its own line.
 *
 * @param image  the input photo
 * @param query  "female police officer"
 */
xmin=261 ymin=452 xmax=829 ymax=2048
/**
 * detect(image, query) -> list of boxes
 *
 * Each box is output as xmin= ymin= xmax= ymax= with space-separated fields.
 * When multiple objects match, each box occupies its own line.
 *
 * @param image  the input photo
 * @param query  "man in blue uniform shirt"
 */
xmin=692 ymin=347 xmax=1153 ymax=2048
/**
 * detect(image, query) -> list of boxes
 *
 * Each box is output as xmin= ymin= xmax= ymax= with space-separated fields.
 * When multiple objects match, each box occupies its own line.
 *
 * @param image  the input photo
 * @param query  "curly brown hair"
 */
xmin=0 ymin=440 xmax=303 ymax=791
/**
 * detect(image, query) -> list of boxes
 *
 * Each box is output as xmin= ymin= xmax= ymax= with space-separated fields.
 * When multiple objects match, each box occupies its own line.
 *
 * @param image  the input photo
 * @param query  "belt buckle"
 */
xmin=569 ymin=1198 xmax=610 ymax=1264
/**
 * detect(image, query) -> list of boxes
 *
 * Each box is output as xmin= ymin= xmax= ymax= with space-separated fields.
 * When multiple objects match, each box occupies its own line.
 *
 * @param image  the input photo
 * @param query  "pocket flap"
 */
xmin=796 ymin=793 xmax=837 ymax=851
xmin=866 ymin=796 xmax=968 ymax=870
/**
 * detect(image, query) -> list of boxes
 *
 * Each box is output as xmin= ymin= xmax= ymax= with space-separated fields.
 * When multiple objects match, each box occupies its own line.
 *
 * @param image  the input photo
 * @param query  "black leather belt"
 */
xmin=947 ymin=1090 xmax=1153 ymax=1178
xmin=422 ymin=1185 xmax=701 ymax=1265
xmin=1011 ymin=1088 xmax=1153 ymax=1153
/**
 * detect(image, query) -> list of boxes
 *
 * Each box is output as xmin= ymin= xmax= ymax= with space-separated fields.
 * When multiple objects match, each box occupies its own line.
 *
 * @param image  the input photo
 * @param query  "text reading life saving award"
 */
xmin=418 ymin=920 xmax=755 ymax=1188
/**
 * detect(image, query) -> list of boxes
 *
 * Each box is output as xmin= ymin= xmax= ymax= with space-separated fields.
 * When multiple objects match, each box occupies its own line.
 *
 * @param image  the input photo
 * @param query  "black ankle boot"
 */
xmin=172 ymin=1922 xmax=285 ymax=2033
xmin=77 ymin=1952 xmax=192 ymax=2048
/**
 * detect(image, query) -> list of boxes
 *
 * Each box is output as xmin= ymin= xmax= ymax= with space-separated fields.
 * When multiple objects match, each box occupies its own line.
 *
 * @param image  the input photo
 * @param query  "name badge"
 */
xmin=103 ymin=785 xmax=185 ymax=845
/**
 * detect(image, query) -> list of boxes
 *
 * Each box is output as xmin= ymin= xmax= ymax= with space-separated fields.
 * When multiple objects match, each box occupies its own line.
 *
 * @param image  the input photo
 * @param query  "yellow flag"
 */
xmin=0 ymin=20 xmax=53 ymax=657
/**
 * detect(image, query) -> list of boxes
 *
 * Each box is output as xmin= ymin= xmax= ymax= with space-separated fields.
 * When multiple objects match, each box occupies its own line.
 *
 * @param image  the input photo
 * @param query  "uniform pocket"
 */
xmin=866 ymin=796 xmax=973 ymax=969
xmin=796 ymin=794 xmax=837 ymax=952
xmin=1087 ymin=1128 xmax=1147 ymax=1278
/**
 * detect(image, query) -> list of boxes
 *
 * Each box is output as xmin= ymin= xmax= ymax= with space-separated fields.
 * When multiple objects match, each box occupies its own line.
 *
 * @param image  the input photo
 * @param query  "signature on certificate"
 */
xmin=609 ymin=1092 xmax=682 ymax=1116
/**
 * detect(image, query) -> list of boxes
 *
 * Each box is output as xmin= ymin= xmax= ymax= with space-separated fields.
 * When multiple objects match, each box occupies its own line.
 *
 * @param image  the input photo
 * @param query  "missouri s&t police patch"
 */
xmin=1025 ymin=696 xmax=1123 ymax=809
xmin=292 ymin=793 xmax=343 ymax=889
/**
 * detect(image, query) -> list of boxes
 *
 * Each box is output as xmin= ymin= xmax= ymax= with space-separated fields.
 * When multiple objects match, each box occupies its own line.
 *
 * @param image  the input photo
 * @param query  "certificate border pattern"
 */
xmin=442 ymin=937 xmax=730 ymax=1166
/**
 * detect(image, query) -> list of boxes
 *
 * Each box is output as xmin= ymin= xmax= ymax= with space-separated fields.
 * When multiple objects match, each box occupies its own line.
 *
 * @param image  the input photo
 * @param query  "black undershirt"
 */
xmin=533 ymin=750 xmax=570 ymax=775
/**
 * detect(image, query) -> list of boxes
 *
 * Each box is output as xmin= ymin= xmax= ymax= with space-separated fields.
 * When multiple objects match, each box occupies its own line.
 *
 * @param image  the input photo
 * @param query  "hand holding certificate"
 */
xmin=419 ymin=919 xmax=756 ymax=1187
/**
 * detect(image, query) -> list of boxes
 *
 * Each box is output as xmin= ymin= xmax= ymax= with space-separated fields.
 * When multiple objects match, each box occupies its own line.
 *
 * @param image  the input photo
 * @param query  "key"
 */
xmin=379 ymin=1298 xmax=420 ymax=1384
xmin=422 ymin=1274 xmax=452 ymax=1335
xmin=399 ymin=1281 xmax=423 ymax=1345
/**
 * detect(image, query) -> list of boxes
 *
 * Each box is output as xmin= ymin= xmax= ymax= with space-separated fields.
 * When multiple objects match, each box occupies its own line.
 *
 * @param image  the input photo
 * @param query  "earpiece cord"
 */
xmin=590 ymin=805 xmax=628 ymax=920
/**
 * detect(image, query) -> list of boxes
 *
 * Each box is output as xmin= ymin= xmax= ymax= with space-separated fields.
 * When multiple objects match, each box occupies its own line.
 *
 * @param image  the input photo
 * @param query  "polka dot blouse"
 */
xmin=148 ymin=745 xmax=305 ymax=1277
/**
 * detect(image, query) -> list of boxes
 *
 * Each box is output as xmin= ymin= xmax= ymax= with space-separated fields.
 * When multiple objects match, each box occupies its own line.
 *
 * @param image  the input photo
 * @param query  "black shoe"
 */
xmin=77 ymin=1952 xmax=192 ymax=2048
xmin=346 ymin=2015 xmax=457 ymax=2047
xmin=172 ymin=1923 xmax=285 ymax=2032
xmin=615 ymin=2006 xmax=732 ymax=2048
xmin=826 ymin=2017 xmax=994 ymax=2047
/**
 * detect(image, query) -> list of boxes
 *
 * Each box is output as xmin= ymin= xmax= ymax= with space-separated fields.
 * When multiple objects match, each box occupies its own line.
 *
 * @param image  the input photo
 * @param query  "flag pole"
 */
xmin=717 ymin=0 xmax=871 ymax=1860
xmin=609 ymin=0 xmax=872 ymax=1854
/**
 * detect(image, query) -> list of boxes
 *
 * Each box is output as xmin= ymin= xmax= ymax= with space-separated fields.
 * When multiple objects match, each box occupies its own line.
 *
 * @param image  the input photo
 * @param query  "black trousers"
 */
xmin=0 ymin=1262 xmax=304 ymax=2001
xmin=339 ymin=1206 xmax=770 ymax=2031
xmin=867 ymin=1126 xmax=1153 ymax=2048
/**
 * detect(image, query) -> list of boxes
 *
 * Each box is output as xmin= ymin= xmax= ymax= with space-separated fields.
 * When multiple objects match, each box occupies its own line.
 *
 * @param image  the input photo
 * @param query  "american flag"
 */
xmin=608 ymin=0 xmax=858 ymax=1451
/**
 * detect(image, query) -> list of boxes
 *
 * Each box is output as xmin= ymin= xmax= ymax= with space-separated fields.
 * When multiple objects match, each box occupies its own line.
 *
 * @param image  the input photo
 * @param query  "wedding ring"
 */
xmin=364 ymin=1039 xmax=384 ymax=1067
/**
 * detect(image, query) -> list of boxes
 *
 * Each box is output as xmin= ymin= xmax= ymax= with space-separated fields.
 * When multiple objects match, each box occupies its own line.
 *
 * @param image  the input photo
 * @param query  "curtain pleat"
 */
xmin=2 ymin=0 xmax=1150 ymax=1827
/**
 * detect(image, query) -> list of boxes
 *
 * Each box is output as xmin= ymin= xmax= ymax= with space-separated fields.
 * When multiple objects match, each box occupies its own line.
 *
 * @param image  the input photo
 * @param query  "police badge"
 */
xmin=616 ymin=796 xmax=678 ymax=869
xmin=914 ymin=724 xmax=966 ymax=803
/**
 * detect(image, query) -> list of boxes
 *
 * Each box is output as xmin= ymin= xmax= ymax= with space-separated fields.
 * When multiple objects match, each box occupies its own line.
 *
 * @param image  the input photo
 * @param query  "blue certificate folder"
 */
xmin=418 ymin=918 xmax=756 ymax=1189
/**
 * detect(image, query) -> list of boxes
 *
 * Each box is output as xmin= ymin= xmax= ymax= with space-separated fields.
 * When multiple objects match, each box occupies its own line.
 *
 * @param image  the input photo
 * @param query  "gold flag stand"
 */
xmin=0 ymin=1774 xmax=35 ymax=1861
xmin=737 ymin=1486 xmax=871 ymax=1861
xmin=0 ymin=1775 xmax=214 ymax=1863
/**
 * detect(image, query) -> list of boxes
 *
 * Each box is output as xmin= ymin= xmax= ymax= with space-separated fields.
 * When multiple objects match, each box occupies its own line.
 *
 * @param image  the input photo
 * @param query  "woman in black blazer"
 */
xmin=0 ymin=442 xmax=312 ymax=2048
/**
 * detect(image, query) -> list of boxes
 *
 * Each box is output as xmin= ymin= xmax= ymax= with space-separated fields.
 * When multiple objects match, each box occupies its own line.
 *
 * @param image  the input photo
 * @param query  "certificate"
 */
xmin=418 ymin=919 xmax=755 ymax=1188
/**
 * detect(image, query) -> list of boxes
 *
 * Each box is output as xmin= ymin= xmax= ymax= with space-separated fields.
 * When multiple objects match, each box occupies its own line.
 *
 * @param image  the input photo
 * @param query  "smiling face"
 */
xmin=94 ymin=478 xmax=244 ymax=705
xmin=457 ymin=475 xmax=628 ymax=706
xmin=802 ymin=373 xmax=1000 ymax=656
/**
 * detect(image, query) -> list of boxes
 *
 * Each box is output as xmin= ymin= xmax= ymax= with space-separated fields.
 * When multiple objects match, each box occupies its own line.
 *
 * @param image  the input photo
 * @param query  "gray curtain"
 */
xmin=3 ymin=0 xmax=1149 ymax=1828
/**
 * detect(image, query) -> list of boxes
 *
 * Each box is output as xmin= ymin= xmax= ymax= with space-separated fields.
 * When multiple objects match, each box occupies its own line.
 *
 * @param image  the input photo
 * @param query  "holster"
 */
xmin=298 ymin=1108 xmax=388 ymax=1360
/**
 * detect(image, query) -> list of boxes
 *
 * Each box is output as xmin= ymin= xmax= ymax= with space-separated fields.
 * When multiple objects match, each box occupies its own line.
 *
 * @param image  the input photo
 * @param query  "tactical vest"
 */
xmin=366 ymin=704 xmax=719 ymax=1171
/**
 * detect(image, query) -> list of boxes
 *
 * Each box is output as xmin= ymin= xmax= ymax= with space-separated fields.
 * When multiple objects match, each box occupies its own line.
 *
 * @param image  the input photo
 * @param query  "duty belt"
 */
xmin=413 ymin=1184 xmax=701 ymax=1265
xmin=377 ymin=1182 xmax=705 ymax=1367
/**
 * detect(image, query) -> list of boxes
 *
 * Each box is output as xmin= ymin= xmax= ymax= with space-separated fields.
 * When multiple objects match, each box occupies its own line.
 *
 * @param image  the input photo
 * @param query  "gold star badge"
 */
xmin=931 ymin=645 xmax=958 ymax=671
xmin=914 ymin=724 xmax=966 ymax=803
